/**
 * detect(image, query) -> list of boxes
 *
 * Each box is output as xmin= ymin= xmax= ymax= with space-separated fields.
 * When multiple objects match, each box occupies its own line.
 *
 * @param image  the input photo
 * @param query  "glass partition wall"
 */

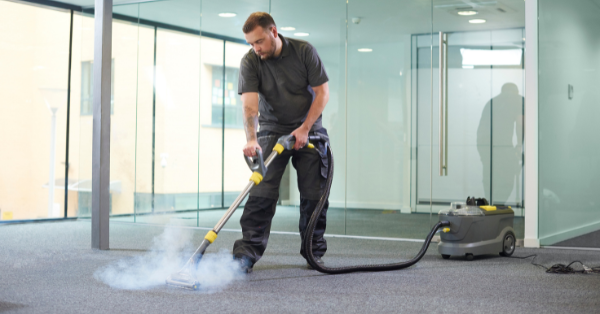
xmin=538 ymin=0 xmax=600 ymax=248
xmin=0 ymin=1 xmax=73 ymax=221
xmin=76 ymin=5 xmax=156 ymax=222
xmin=345 ymin=0 xmax=433 ymax=239
xmin=75 ymin=0 xmax=438 ymax=240
xmin=2 ymin=0 xmax=527 ymax=243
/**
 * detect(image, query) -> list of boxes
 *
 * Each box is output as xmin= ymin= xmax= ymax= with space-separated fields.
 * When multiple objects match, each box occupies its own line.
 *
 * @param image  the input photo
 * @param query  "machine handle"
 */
xmin=439 ymin=32 xmax=448 ymax=176
xmin=276 ymin=135 xmax=322 ymax=151
xmin=244 ymin=148 xmax=267 ymax=176
xmin=308 ymin=135 xmax=322 ymax=142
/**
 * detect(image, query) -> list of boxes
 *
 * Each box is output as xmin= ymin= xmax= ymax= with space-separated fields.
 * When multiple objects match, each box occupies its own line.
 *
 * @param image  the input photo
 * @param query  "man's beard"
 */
xmin=259 ymin=41 xmax=277 ymax=60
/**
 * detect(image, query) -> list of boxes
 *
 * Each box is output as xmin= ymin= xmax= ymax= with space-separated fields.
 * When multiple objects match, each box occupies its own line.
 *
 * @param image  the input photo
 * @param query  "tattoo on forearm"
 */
xmin=244 ymin=114 xmax=258 ymax=142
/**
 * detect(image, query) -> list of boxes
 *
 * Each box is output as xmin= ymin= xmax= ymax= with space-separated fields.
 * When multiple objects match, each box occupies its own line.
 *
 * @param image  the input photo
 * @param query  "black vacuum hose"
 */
xmin=304 ymin=143 xmax=451 ymax=274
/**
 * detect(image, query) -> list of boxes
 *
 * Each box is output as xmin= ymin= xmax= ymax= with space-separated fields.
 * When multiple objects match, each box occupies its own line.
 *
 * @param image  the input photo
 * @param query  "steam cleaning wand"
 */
xmin=166 ymin=135 xmax=319 ymax=290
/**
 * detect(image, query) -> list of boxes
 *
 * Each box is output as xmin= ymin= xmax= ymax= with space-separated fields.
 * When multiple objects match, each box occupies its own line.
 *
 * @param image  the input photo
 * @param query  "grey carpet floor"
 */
xmin=1 ymin=221 xmax=599 ymax=314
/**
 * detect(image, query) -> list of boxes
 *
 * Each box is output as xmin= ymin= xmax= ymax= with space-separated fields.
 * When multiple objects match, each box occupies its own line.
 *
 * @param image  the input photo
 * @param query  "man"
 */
xmin=233 ymin=12 xmax=330 ymax=273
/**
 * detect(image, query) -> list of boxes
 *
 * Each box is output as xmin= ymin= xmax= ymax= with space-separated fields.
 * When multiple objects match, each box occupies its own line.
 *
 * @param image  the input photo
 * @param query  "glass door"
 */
xmin=420 ymin=0 xmax=525 ymax=236
xmin=344 ymin=0 xmax=434 ymax=239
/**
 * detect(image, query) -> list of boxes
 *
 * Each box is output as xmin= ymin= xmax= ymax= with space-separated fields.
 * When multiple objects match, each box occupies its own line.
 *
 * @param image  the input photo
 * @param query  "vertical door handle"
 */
xmin=439 ymin=32 xmax=448 ymax=176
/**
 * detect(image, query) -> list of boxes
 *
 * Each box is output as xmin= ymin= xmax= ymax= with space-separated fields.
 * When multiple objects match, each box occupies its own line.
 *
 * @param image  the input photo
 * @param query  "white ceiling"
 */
xmin=50 ymin=0 xmax=526 ymax=46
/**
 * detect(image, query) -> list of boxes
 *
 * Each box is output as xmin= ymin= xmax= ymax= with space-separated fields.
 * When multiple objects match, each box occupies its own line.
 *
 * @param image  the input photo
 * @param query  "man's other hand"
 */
xmin=244 ymin=140 xmax=261 ymax=157
xmin=291 ymin=126 xmax=309 ymax=150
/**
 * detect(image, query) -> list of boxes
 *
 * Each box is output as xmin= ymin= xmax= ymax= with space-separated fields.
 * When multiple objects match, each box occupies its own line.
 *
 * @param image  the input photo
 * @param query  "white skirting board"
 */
xmin=281 ymin=199 xmax=411 ymax=213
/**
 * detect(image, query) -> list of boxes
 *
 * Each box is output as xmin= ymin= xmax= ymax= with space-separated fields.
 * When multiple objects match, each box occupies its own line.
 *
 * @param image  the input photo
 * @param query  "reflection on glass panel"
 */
xmin=417 ymin=32 xmax=494 ymax=214
xmin=198 ymin=37 xmax=224 ymax=212
xmin=417 ymin=29 xmax=524 ymax=211
xmin=346 ymin=0 xmax=430 ymax=238
xmin=0 ymin=0 xmax=71 ymax=220
xmin=490 ymin=29 xmax=525 ymax=213
xmin=131 ymin=24 xmax=156 ymax=218
xmin=211 ymin=65 xmax=243 ymax=127
xmin=270 ymin=0 xmax=347 ymax=234
xmin=100 ymin=0 xmax=203 ymax=226
xmin=108 ymin=16 xmax=140 ymax=219
xmin=77 ymin=7 xmax=144 ymax=221
xmin=539 ymin=0 xmax=600 ymax=248
xmin=223 ymin=41 xmax=251 ymax=210
xmin=429 ymin=0 xmax=525 ymax=239
xmin=76 ymin=11 xmax=94 ymax=218
xmin=416 ymin=29 xmax=525 ymax=214
xmin=151 ymin=29 xmax=201 ymax=219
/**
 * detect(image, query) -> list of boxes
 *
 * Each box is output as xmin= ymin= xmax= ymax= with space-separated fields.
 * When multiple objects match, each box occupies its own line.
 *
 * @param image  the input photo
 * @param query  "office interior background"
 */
xmin=1 ymin=0 xmax=599 ymax=249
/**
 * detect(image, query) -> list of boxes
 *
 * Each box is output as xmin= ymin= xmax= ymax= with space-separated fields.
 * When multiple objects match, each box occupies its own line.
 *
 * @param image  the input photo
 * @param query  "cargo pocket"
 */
xmin=313 ymin=132 xmax=329 ymax=180
xmin=318 ymin=142 xmax=329 ymax=179
xmin=257 ymin=135 xmax=278 ymax=153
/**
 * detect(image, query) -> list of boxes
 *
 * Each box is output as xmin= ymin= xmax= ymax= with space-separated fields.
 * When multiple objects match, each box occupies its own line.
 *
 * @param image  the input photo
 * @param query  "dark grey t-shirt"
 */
xmin=238 ymin=34 xmax=329 ymax=134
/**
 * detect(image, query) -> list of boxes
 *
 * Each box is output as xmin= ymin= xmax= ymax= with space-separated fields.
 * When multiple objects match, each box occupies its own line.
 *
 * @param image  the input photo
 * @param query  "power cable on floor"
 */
xmin=508 ymin=254 xmax=600 ymax=274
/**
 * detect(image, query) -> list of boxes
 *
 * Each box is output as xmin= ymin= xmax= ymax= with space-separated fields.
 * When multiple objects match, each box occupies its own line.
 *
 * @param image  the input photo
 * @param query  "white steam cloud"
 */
xmin=94 ymin=226 xmax=245 ymax=292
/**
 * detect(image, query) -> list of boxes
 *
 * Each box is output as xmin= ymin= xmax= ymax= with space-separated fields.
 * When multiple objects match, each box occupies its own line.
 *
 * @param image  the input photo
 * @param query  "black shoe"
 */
xmin=234 ymin=256 xmax=253 ymax=274
xmin=306 ymin=256 xmax=325 ymax=269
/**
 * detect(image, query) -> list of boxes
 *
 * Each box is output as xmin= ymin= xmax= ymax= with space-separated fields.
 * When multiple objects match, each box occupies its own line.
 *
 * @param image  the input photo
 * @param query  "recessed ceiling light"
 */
xmin=458 ymin=10 xmax=478 ymax=16
xmin=358 ymin=48 xmax=373 ymax=52
xmin=294 ymin=32 xmax=309 ymax=36
xmin=280 ymin=27 xmax=296 ymax=31
xmin=469 ymin=19 xmax=486 ymax=24
xmin=218 ymin=13 xmax=236 ymax=17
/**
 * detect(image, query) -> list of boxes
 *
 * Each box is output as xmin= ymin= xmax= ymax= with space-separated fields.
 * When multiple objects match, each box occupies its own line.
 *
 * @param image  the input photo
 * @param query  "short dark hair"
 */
xmin=243 ymin=12 xmax=276 ymax=34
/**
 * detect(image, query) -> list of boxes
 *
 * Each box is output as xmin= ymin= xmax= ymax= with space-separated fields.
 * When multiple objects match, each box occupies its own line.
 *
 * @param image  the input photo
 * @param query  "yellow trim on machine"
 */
xmin=307 ymin=143 xmax=314 ymax=149
xmin=479 ymin=206 xmax=497 ymax=211
xmin=273 ymin=143 xmax=284 ymax=154
xmin=204 ymin=230 xmax=218 ymax=243
xmin=250 ymin=171 xmax=263 ymax=185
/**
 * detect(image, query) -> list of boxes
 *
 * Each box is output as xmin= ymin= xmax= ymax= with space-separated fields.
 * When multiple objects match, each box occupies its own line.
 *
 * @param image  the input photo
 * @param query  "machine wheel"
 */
xmin=500 ymin=232 xmax=516 ymax=257
xmin=442 ymin=254 xmax=450 ymax=260
xmin=465 ymin=254 xmax=474 ymax=261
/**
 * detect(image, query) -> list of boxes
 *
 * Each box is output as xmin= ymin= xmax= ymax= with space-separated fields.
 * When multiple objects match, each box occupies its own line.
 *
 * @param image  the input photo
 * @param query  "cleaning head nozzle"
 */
xmin=165 ymin=271 xmax=200 ymax=290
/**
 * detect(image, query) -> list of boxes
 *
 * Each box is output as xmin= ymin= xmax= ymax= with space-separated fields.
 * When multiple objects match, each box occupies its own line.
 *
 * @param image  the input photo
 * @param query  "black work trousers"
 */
xmin=233 ymin=129 xmax=329 ymax=266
